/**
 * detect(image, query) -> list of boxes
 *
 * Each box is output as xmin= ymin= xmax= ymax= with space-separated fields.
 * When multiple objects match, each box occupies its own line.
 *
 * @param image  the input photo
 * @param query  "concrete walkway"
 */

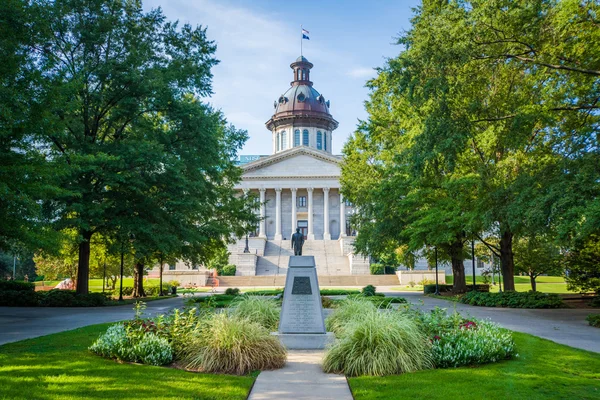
xmin=381 ymin=291 xmax=600 ymax=353
xmin=0 ymin=296 xmax=185 ymax=345
xmin=248 ymin=351 xmax=352 ymax=400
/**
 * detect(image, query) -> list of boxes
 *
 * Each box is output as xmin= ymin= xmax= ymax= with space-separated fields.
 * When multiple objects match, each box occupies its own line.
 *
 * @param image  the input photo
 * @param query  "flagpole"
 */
xmin=300 ymin=25 xmax=303 ymax=57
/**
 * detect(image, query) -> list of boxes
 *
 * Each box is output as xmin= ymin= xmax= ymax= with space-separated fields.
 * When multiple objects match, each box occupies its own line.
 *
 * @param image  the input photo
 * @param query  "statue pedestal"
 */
xmin=274 ymin=256 xmax=334 ymax=349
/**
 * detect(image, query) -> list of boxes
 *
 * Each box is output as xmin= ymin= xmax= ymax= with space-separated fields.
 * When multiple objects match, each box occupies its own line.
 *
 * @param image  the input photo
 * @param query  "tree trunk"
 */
xmin=75 ymin=230 xmax=93 ymax=294
xmin=499 ymin=228 xmax=516 ymax=291
xmin=133 ymin=262 xmax=145 ymax=298
xmin=448 ymin=235 xmax=467 ymax=293
xmin=530 ymin=274 xmax=537 ymax=292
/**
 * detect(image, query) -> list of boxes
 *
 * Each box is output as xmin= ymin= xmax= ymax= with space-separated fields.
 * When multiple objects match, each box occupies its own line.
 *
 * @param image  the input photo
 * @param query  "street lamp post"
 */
xmin=243 ymin=231 xmax=250 ymax=253
xmin=119 ymin=244 xmax=125 ymax=302
xmin=472 ymin=238 xmax=476 ymax=292
xmin=434 ymin=247 xmax=440 ymax=295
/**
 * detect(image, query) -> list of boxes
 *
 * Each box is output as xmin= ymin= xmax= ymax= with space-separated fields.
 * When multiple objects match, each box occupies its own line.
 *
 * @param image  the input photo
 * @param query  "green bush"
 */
xmin=361 ymin=285 xmax=377 ymax=296
xmin=460 ymin=291 xmax=563 ymax=308
xmin=587 ymin=314 xmax=600 ymax=328
xmin=325 ymin=298 xmax=378 ymax=336
xmin=0 ymin=280 xmax=35 ymax=292
xmin=243 ymin=289 xmax=283 ymax=296
xmin=0 ymin=289 xmax=39 ymax=306
xmin=221 ymin=264 xmax=236 ymax=276
xmin=345 ymin=294 xmax=407 ymax=309
xmin=186 ymin=294 xmax=238 ymax=308
xmin=224 ymin=288 xmax=241 ymax=296
xmin=370 ymin=263 xmax=384 ymax=275
xmin=320 ymin=289 xmax=360 ymax=295
xmin=182 ymin=313 xmax=286 ymax=375
xmin=144 ymin=286 xmax=170 ymax=296
xmin=321 ymin=296 xmax=334 ymax=308
xmin=230 ymin=296 xmax=280 ymax=330
xmin=323 ymin=311 xmax=433 ymax=376
xmin=132 ymin=333 xmax=173 ymax=366
xmin=38 ymin=290 xmax=110 ymax=307
xmin=155 ymin=308 xmax=207 ymax=357
xmin=423 ymin=284 xmax=453 ymax=294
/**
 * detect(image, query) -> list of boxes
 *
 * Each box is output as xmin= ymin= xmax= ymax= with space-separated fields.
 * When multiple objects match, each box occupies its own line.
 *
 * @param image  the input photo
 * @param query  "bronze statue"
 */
xmin=291 ymin=228 xmax=305 ymax=255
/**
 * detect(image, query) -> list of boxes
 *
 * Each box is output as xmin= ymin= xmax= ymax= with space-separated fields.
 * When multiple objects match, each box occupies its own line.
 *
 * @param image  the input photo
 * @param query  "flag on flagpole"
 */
xmin=302 ymin=28 xmax=310 ymax=40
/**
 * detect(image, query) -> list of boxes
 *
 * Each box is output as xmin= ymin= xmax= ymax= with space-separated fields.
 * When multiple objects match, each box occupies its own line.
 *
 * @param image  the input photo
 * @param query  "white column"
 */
xmin=275 ymin=188 xmax=282 ymax=240
xmin=307 ymin=187 xmax=314 ymax=240
xmin=290 ymin=188 xmax=297 ymax=238
xmin=340 ymin=192 xmax=346 ymax=238
xmin=259 ymin=188 xmax=266 ymax=238
xmin=323 ymin=187 xmax=331 ymax=240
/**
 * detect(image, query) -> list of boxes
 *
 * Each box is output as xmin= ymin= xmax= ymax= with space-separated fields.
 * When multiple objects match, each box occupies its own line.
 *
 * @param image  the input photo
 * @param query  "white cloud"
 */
xmin=347 ymin=67 xmax=376 ymax=79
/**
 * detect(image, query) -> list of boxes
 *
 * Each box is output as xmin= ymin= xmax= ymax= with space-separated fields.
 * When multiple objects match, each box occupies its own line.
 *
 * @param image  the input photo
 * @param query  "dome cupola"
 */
xmin=266 ymin=56 xmax=338 ymax=155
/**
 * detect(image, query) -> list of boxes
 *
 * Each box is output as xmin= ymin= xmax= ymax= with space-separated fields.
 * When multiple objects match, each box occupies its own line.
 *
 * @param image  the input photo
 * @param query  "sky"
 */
xmin=143 ymin=0 xmax=421 ymax=155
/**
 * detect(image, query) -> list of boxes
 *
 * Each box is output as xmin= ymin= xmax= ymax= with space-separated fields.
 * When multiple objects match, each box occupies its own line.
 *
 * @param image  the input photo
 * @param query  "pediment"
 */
xmin=242 ymin=147 xmax=340 ymax=178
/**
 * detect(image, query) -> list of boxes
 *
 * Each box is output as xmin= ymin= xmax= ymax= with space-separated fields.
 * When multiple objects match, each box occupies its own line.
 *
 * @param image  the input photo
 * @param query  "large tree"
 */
xmin=24 ymin=0 xmax=256 ymax=294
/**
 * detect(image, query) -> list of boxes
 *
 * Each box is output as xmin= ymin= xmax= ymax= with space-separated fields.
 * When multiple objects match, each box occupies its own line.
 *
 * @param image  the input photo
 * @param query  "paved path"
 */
xmin=0 ymin=296 xmax=185 ymax=345
xmin=248 ymin=350 xmax=352 ymax=400
xmin=381 ymin=291 xmax=600 ymax=353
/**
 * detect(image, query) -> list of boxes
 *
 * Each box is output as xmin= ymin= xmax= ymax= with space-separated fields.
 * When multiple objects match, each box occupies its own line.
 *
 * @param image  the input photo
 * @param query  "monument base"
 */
xmin=271 ymin=332 xmax=335 ymax=350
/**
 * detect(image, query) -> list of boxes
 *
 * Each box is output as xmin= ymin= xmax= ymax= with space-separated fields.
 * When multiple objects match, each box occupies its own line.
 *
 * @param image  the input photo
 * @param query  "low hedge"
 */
xmin=0 ymin=281 xmax=35 ymax=292
xmin=424 ymin=284 xmax=490 ymax=294
xmin=460 ymin=291 xmax=564 ymax=309
xmin=320 ymin=289 xmax=361 ymax=296
xmin=586 ymin=314 xmax=600 ymax=328
xmin=0 ymin=289 xmax=111 ymax=307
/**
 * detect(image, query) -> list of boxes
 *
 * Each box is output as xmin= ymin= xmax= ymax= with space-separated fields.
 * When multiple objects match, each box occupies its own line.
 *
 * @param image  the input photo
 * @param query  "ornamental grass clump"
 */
xmin=323 ymin=311 xmax=433 ymax=376
xmin=230 ymin=295 xmax=280 ymax=330
xmin=183 ymin=313 xmax=286 ymax=375
xmin=325 ymin=297 xmax=378 ymax=337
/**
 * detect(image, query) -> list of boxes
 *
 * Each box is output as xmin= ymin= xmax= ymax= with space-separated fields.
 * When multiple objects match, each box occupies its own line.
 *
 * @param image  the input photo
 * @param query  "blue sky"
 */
xmin=143 ymin=0 xmax=421 ymax=155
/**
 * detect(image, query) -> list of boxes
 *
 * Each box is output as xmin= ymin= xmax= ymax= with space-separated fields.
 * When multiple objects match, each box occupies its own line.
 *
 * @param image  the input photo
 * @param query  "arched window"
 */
xmin=324 ymin=132 xmax=327 ymax=151
xmin=294 ymin=129 xmax=300 ymax=146
xmin=316 ymin=131 xmax=322 ymax=150
xmin=276 ymin=133 xmax=280 ymax=151
xmin=281 ymin=131 xmax=287 ymax=150
xmin=302 ymin=69 xmax=306 ymax=80
xmin=297 ymin=69 xmax=301 ymax=80
xmin=302 ymin=129 xmax=309 ymax=146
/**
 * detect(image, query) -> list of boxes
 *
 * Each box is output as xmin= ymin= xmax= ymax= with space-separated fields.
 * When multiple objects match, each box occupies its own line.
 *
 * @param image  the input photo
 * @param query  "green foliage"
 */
xmin=423 ymin=284 xmax=452 ymax=294
xmin=460 ymin=291 xmax=563 ymax=309
xmin=243 ymin=289 xmax=283 ymax=296
xmin=321 ymin=296 xmax=334 ymax=308
xmin=564 ymin=234 xmax=600 ymax=295
xmin=323 ymin=311 xmax=433 ymax=376
xmin=370 ymin=263 xmax=384 ymax=275
xmin=186 ymin=294 xmax=240 ymax=308
xmin=230 ymin=296 xmax=281 ymax=331
xmin=38 ymin=290 xmax=110 ymax=307
xmin=225 ymin=288 xmax=241 ymax=296
xmin=221 ymin=264 xmax=237 ymax=276
xmin=320 ymin=289 xmax=360 ymax=295
xmin=182 ymin=313 xmax=286 ymax=375
xmin=345 ymin=294 xmax=407 ymax=309
xmin=0 ymin=280 xmax=34 ymax=292
xmin=325 ymin=298 xmax=378 ymax=337
xmin=0 ymin=289 xmax=38 ymax=306
xmin=586 ymin=314 xmax=600 ymax=328
xmin=361 ymin=285 xmax=377 ymax=297
xmin=514 ymin=234 xmax=563 ymax=291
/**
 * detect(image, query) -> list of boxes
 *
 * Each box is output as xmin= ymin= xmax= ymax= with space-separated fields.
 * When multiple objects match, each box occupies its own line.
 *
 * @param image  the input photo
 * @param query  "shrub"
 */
xmin=132 ymin=333 xmax=173 ymax=366
xmin=243 ymin=289 xmax=283 ymax=296
xmin=89 ymin=324 xmax=135 ymax=361
xmin=423 ymin=284 xmax=453 ymax=294
xmin=418 ymin=278 xmax=435 ymax=286
xmin=321 ymin=296 xmax=334 ymax=308
xmin=0 ymin=289 xmax=39 ymax=306
xmin=186 ymin=294 xmax=238 ymax=308
xmin=345 ymin=294 xmax=406 ymax=309
xmin=361 ymin=285 xmax=377 ymax=297
xmin=431 ymin=320 xmax=515 ymax=368
xmin=231 ymin=296 xmax=280 ymax=330
xmin=0 ymin=280 xmax=35 ymax=292
xmin=221 ymin=264 xmax=236 ymax=276
xmin=224 ymin=288 xmax=241 ymax=296
xmin=320 ymin=289 xmax=360 ymax=295
xmin=460 ymin=291 xmax=563 ymax=308
xmin=182 ymin=313 xmax=286 ymax=375
xmin=325 ymin=298 xmax=378 ymax=336
xmin=157 ymin=308 xmax=208 ymax=357
xmin=323 ymin=311 xmax=433 ymax=376
xmin=167 ymin=280 xmax=180 ymax=288
xmin=370 ymin=263 xmax=384 ymax=275
xmin=38 ymin=290 xmax=109 ymax=307
xmin=587 ymin=314 xmax=600 ymax=328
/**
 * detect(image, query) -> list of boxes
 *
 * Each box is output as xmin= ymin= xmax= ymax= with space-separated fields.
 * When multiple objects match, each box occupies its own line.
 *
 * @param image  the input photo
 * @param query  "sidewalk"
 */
xmin=248 ymin=351 xmax=352 ymax=400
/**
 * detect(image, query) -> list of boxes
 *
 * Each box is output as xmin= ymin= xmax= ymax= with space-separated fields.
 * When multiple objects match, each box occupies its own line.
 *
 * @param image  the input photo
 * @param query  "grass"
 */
xmin=446 ymin=275 xmax=579 ymax=294
xmin=348 ymin=332 xmax=600 ymax=400
xmin=0 ymin=324 xmax=255 ymax=400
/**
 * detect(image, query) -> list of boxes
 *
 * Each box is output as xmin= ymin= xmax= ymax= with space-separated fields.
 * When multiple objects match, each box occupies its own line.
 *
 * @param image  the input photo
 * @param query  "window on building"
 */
xmin=298 ymin=196 xmax=307 ymax=207
xmin=303 ymin=129 xmax=309 ymax=146
xmin=294 ymin=129 xmax=300 ymax=146
xmin=317 ymin=131 xmax=322 ymax=150
xmin=477 ymin=259 xmax=484 ymax=269
xmin=169 ymin=264 xmax=176 ymax=271
xmin=302 ymin=69 xmax=306 ymax=80
xmin=281 ymin=131 xmax=287 ymax=150
xmin=276 ymin=133 xmax=280 ymax=151
xmin=324 ymin=132 xmax=327 ymax=151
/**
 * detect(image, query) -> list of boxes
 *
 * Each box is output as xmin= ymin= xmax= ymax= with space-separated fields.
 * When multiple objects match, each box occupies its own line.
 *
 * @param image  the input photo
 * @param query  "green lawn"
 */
xmin=444 ymin=275 xmax=578 ymax=294
xmin=0 ymin=324 xmax=255 ymax=400
xmin=349 ymin=332 xmax=600 ymax=400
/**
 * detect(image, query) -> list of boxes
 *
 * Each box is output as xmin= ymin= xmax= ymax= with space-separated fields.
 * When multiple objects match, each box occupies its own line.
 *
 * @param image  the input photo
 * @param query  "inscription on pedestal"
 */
xmin=291 ymin=276 xmax=312 ymax=295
